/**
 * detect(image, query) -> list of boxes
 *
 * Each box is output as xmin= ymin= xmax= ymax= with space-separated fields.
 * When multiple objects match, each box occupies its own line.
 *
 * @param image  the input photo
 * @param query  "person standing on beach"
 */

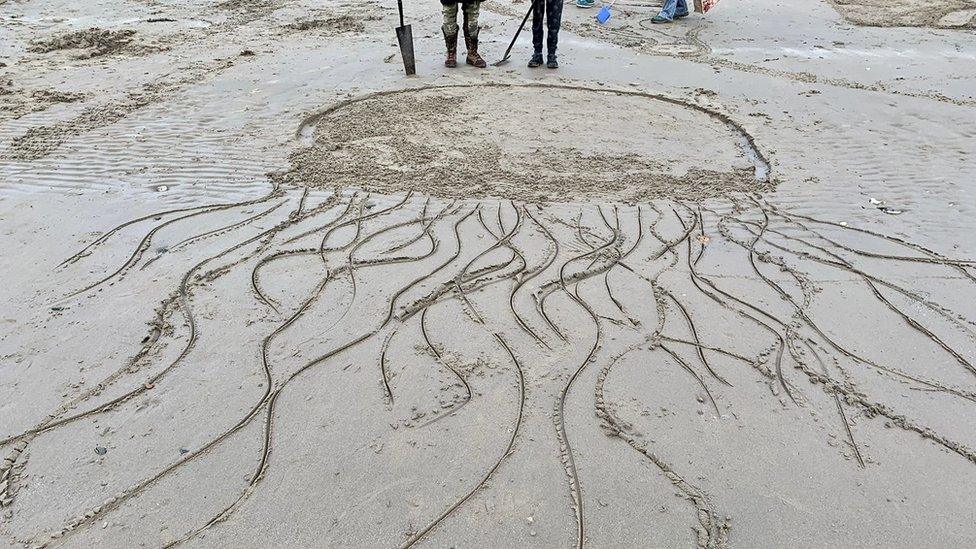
xmin=529 ymin=0 xmax=564 ymax=68
xmin=650 ymin=0 xmax=690 ymax=23
xmin=441 ymin=0 xmax=487 ymax=68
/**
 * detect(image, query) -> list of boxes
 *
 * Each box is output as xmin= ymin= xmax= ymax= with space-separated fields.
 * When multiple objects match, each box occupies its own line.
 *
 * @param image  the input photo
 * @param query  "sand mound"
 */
xmin=830 ymin=0 xmax=976 ymax=28
xmin=28 ymin=28 xmax=149 ymax=59
xmin=283 ymin=15 xmax=380 ymax=34
xmin=278 ymin=85 xmax=772 ymax=203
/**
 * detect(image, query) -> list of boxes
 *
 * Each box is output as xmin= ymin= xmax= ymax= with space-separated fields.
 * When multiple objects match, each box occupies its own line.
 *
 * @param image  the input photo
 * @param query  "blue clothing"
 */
xmin=657 ymin=0 xmax=688 ymax=20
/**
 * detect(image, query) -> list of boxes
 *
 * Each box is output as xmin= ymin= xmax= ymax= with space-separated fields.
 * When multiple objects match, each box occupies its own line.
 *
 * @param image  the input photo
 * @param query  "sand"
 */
xmin=1 ymin=0 xmax=975 ymax=548
xmin=830 ymin=0 xmax=976 ymax=29
xmin=278 ymin=84 xmax=771 ymax=202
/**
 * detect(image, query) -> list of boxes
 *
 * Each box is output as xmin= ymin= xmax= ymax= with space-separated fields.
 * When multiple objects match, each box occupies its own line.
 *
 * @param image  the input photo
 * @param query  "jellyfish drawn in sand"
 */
xmin=7 ymin=83 xmax=976 ymax=549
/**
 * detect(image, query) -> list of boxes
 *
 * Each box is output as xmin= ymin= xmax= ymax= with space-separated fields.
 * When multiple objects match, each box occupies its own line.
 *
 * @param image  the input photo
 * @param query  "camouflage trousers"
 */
xmin=442 ymin=1 xmax=481 ymax=35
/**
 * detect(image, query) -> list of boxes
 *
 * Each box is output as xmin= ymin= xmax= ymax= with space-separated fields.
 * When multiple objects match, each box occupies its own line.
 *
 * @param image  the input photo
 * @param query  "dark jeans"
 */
xmin=532 ymin=0 xmax=563 ymax=55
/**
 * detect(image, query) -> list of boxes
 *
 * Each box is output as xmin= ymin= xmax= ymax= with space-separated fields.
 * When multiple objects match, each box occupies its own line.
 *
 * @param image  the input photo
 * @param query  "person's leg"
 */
xmin=546 ymin=0 xmax=563 ymax=67
xmin=531 ymin=0 xmax=545 ymax=55
xmin=462 ymin=1 xmax=486 ymax=68
xmin=675 ymin=0 xmax=689 ymax=17
xmin=529 ymin=0 xmax=545 ymax=66
xmin=442 ymin=1 xmax=459 ymax=67
xmin=652 ymin=0 xmax=678 ymax=22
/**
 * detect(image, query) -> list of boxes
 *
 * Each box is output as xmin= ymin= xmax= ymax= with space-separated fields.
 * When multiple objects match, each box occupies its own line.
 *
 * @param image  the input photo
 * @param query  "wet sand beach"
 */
xmin=1 ymin=0 xmax=975 ymax=547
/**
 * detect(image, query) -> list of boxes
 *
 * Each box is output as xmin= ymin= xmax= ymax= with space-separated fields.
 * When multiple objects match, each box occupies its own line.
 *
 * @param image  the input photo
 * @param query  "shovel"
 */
xmin=493 ymin=2 xmax=534 ymax=66
xmin=395 ymin=0 xmax=416 ymax=75
xmin=596 ymin=0 xmax=616 ymax=24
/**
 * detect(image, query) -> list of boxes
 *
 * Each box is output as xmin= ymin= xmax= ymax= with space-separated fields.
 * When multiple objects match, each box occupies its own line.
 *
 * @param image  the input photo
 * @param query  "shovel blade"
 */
xmin=395 ymin=24 xmax=416 ymax=75
xmin=597 ymin=6 xmax=612 ymax=23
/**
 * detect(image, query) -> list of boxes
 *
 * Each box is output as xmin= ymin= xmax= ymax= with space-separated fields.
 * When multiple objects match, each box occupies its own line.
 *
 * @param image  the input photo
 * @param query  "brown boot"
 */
xmin=443 ymin=27 xmax=458 ymax=68
xmin=463 ymin=26 xmax=487 ymax=68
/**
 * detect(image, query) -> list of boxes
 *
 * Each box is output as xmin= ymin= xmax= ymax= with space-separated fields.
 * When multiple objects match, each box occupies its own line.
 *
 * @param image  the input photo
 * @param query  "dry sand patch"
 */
xmin=277 ymin=84 xmax=772 ymax=203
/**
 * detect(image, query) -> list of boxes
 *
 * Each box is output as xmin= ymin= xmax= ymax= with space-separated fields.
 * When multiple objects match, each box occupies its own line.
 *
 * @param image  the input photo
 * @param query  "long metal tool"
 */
xmin=395 ymin=0 xmax=416 ymax=75
xmin=493 ymin=2 xmax=534 ymax=66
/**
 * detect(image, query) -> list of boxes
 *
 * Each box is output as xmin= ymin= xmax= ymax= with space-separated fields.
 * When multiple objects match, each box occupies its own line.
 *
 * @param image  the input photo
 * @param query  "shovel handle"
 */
xmin=500 ymin=3 xmax=534 ymax=61
xmin=397 ymin=0 xmax=405 ymax=27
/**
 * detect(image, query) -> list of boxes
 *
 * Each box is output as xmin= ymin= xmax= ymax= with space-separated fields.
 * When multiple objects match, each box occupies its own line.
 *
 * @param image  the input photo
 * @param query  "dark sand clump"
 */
xmin=283 ymin=15 xmax=377 ymax=34
xmin=0 ymin=84 xmax=86 ymax=121
xmin=28 ymin=28 xmax=144 ymax=58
